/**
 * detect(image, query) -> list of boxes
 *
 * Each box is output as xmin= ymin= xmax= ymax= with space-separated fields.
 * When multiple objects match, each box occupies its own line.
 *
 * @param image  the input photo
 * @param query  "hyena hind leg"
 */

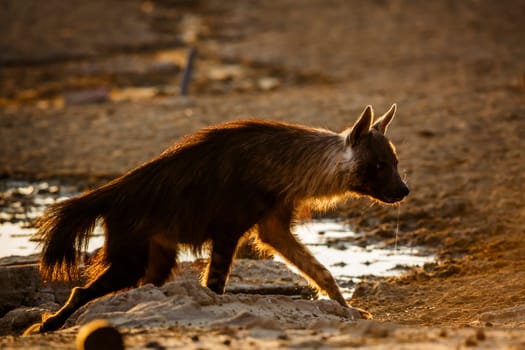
xmin=24 ymin=249 xmax=148 ymax=335
xmin=257 ymin=207 xmax=372 ymax=320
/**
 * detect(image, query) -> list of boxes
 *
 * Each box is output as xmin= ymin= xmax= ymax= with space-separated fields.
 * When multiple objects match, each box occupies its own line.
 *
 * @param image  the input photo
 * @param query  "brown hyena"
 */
xmin=24 ymin=104 xmax=408 ymax=334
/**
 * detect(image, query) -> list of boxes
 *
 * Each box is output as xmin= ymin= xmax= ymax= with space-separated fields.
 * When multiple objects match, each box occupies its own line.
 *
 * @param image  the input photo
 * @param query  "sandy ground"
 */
xmin=1 ymin=0 xmax=525 ymax=348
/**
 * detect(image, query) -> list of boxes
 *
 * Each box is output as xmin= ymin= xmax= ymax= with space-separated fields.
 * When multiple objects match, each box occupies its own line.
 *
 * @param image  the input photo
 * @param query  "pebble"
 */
xmin=257 ymin=77 xmax=281 ymax=91
xmin=76 ymin=319 xmax=124 ymax=350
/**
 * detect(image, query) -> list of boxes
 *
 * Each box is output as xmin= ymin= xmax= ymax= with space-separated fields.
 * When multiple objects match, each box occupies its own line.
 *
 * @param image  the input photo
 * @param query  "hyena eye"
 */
xmin=376 ymin=162 xmax=386 ymax=170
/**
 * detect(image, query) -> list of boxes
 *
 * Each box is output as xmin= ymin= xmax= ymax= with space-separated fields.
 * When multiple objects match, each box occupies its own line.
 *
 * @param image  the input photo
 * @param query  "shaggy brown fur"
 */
xmin=25 ymin=104 xmax=409 ymax=334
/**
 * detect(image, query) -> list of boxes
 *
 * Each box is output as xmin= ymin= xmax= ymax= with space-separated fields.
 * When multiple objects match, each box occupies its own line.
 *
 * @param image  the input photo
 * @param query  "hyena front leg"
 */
xmin=257 ymin=206 xmax=371 ymax=319
xmin=257 ymin=208 xmax=346 ymax=305
xmin=142 ymin=239 xmax=178 ymax=286
xmin=205 ymin=234 xmax=241 ymax=294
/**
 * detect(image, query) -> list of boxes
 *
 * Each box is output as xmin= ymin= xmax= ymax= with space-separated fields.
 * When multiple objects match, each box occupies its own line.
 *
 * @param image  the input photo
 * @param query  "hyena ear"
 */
xmin=372 ymin=103 xmax=396 ymax=134
xmin=346 ymin=105 xmax=373 ymax=147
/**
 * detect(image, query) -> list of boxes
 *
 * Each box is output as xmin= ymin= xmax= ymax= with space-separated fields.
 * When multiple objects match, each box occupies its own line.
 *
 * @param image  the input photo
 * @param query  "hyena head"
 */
xmin=342 ymin=104 xmax=409 ymax=204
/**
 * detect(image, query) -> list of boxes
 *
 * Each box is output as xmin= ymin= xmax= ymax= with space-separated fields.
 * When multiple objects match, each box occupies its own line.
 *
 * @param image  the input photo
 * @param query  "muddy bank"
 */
xmin=0 ymin=258 xmax=317 ymax=335
xmin=2 ymin=257 xmax=525 ymax=349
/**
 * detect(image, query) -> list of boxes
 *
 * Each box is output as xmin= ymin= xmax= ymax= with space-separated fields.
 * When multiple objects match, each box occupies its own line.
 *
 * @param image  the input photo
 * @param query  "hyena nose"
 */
xmin=401 ymin=184 xmax=410 ymax=197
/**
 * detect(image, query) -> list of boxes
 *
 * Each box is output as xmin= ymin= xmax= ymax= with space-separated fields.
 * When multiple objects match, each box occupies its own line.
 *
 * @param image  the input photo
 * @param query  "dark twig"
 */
xmin=180 ymin=47 xmax=197 ymax=96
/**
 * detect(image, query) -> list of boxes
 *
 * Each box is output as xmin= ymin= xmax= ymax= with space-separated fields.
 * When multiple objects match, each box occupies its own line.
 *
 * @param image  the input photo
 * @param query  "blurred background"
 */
xmin=0 ymin=0 xmax=523 ymax=176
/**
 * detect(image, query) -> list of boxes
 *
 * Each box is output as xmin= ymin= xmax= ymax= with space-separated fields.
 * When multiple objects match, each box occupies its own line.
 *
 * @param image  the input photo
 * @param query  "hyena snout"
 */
xmin=371 ymin=168 xmax=410 ymax=204
xmin=397 ymin=182 xmax=410 ymax=199
xmin=384 ymin=177 xmax=409 ymax=203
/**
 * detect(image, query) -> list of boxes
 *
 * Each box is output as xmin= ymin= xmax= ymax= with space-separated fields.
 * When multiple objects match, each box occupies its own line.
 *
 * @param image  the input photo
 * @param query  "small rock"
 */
xmin=145 ymin=340 xmax=165 ymax=349
xmin=64 ymin=88 xmax=109 ymax=105
xmin=76 ymin=319 xmax=124 ymax=350
xmin=48 ymin=185 xmax=60 ymax=194
xmin=110 ymin=87 xmax=158 ymax=102
xmin=257 ymin=77 xmax=281 ymax=91
xmin=355 ymin=320 xmax=391 ymax=338
xmin=0 ymin=264 xmax=41 ymax=316
xmin=465 ymin=335 xmax=478 ymax=346
xmin=476 ymin=328 xmax=486 ymax=341
xmin=32 ymin=291 xmax=56 ymax=305
xmin=0 ymin=306 xmax=48 ymax=335
xmin=207 ymin=65 xmax=244 ymax=81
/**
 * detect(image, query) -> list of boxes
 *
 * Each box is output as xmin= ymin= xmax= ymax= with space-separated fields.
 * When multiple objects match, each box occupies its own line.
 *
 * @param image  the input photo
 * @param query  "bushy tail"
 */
xmin=36 ymin=186 xmax=112 ymax=281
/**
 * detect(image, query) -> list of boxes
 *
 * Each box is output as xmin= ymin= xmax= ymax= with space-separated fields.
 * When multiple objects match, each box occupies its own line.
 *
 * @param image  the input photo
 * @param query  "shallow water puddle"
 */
xmin=0 ymin=179 xmax=433 ymax=295
xmin=0 ymin=222 xmax=105 ymax=258
xmin=295 ymin=221 xmax=431 ymax=276
xmin=0 ymin=179 xmax=104 ymax=257
xmin=288 ymin=221 xmax=433 ymax=297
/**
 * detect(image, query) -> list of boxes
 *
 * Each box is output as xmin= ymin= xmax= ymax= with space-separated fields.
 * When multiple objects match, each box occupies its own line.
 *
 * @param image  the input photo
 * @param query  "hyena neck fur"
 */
xmin=278 ymin=129 xmax=357 ymax=209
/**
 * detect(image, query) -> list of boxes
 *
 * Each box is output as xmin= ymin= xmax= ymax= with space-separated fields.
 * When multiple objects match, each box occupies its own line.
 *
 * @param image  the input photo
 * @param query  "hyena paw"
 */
xmin=348 ymin=306 xmax=373 ymax=320
xmin=23 ymin=323 xmax=43 ymax=336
